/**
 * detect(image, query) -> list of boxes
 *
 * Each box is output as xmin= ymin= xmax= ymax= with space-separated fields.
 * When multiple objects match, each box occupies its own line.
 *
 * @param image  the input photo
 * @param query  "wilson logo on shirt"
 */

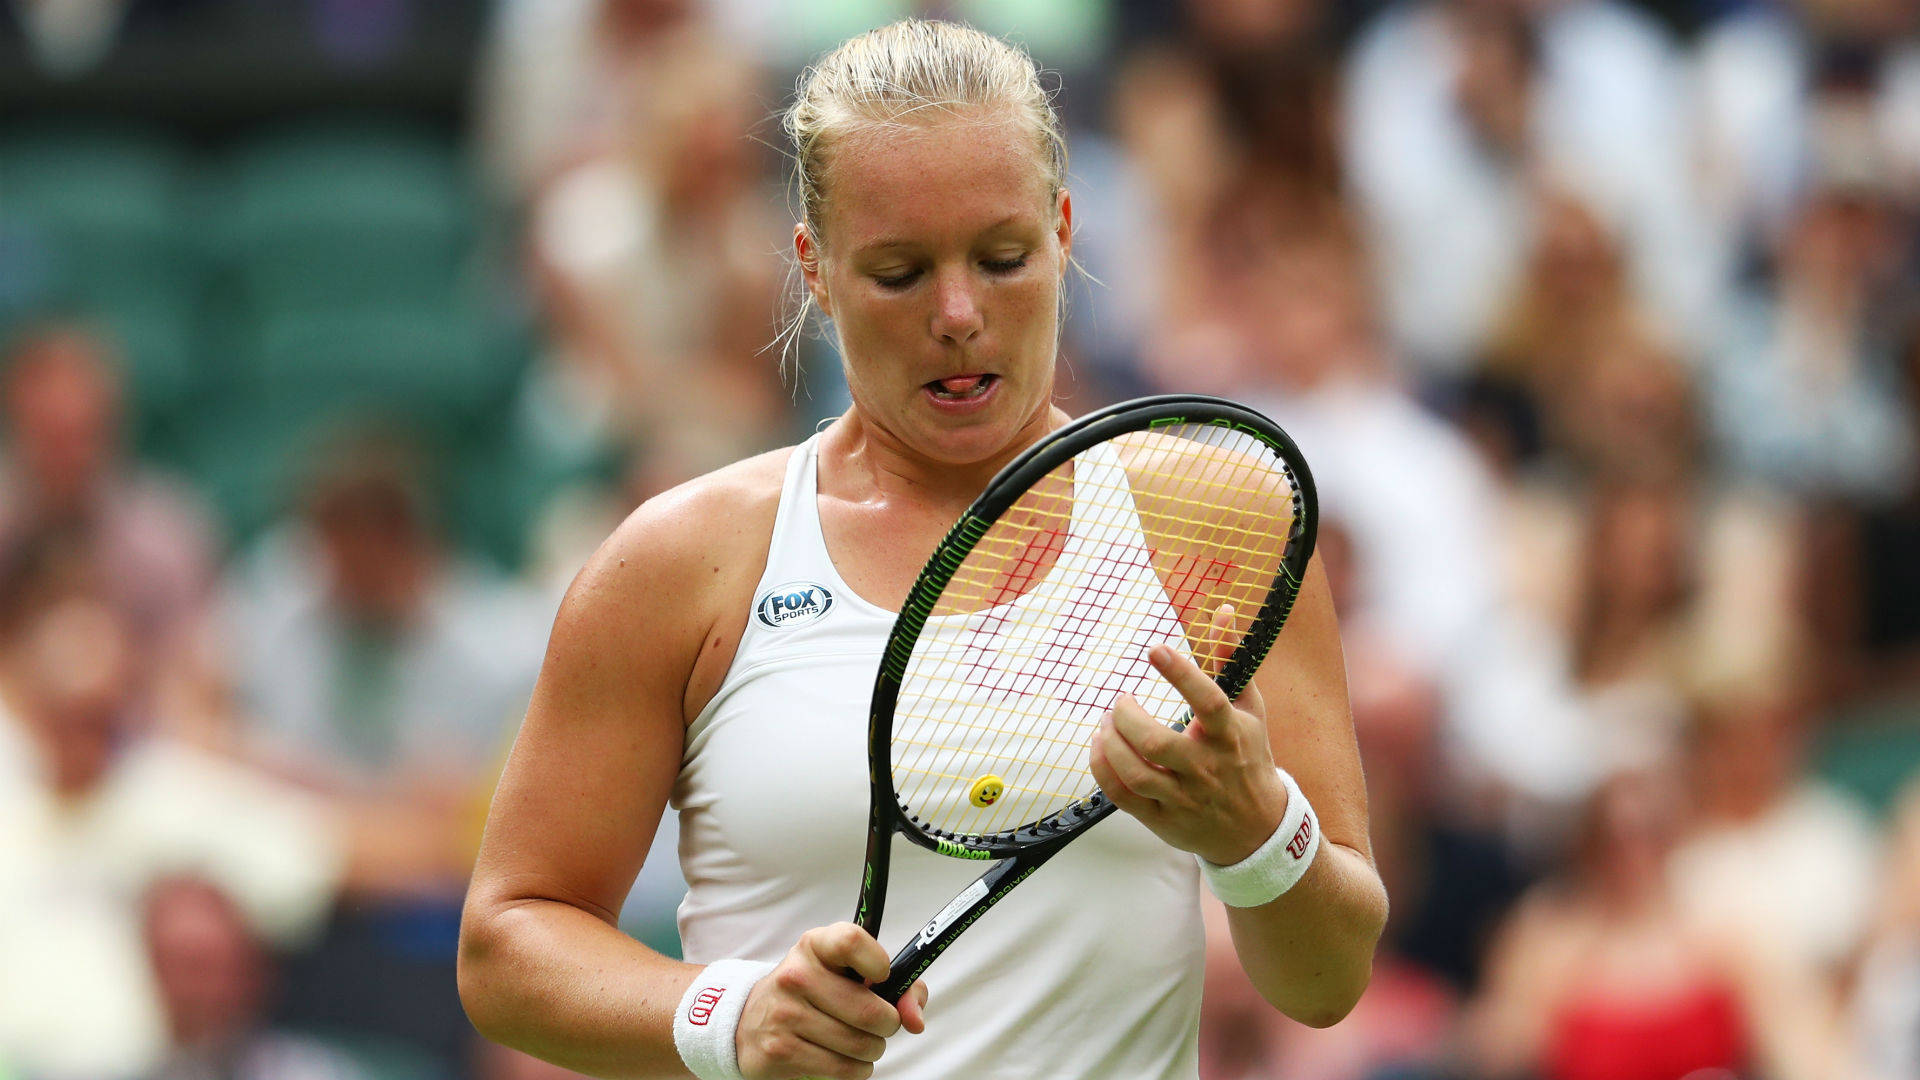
xmin=755 ymin=582 xmax=835 ymax=629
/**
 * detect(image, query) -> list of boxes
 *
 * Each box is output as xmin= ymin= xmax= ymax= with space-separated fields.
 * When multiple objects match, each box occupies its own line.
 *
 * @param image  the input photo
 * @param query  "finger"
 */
xmin=1198 ymin=602 xmax=1239 ymax=675
xmin=786 ymin=1009 xmax=889 ymax=1064
xmin=1089 ymin=720 xmax=1156 ymax=812
xmin=1234 ymin=677 xmax=1264 ymax=722
xmin=1108 ymin=692 xmax=1195 ymax=773
xmin=1093 ymin=712 xmax=1173 ymax=805
xmin=799 ymin=968 xmax=904 ymax=1039
xmin=802 ymin=923 xmax=891 ymax=987
xmin=744 ymin=1027 xmax=875 ymax=1080
xmin=1148 ymin=643 xmax=1234 ymax=725
xmin=897 ymin=981 xmax=929 ymax=1035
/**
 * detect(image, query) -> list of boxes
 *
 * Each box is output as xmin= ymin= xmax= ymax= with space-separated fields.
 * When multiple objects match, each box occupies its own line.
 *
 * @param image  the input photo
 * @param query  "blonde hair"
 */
xmin=774 ymin=19 xmax=1069 ymax=365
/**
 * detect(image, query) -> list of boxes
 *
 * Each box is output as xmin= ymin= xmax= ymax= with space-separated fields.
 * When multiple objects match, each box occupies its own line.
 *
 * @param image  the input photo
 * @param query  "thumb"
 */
xmin=896 ymin=981 xmax=930 ymax=1035
xmin=1233 ymin=677 xmax=1265 ymax=724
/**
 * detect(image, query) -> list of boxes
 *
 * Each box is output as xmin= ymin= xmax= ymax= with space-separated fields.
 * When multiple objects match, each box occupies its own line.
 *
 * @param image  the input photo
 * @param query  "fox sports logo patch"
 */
xmin=755 ymin=582 xmax=834 ymax=629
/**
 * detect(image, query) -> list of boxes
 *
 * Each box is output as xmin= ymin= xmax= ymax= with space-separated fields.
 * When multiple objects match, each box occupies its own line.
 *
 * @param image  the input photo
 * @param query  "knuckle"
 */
xmin=762 ymin=1032 xmax=798 ymax=1062
xmin=771 ymin=963 xmax=808 ymax=993
xmin=825 ymin=921 xmax=865 ymax=954
xmin=864 ymin=1001 xmax=901 ymax=1037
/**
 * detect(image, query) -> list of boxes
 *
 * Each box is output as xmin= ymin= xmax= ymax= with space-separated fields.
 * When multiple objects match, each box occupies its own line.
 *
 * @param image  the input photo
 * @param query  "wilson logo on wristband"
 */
xmin=1286 ymin=818 xmax=1314 ymax=860
xmin=687 ymin=986 xmax=725 ymax=1026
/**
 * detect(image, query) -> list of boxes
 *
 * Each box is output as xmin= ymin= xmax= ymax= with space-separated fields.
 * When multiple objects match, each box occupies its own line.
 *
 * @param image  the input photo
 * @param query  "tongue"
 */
xmin=935 ymin=375 xmax=986 ymax=393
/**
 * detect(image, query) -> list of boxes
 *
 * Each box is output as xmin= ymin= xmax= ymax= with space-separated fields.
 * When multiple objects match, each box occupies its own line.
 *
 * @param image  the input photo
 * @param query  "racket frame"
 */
xmin=853 ymin=394 xmax=1318 ymax=1001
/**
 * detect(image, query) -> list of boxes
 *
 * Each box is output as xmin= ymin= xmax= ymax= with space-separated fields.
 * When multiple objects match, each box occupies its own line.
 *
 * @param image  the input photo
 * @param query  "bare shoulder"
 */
xmin=598 ymin=448 xmax=789 ymax=578
xmin=1109 ymin=429 xmax=1304 ymax=597
xmin=548 ymin=447 xmax=794 ymax=706
xmin=1111 ymin=428 xmax=1300 ymax=512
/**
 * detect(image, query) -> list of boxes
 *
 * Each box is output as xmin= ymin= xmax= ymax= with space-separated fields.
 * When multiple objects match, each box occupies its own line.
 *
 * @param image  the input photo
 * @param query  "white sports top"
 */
xmin=674 ymin=434 xmax=1206 ymax=1080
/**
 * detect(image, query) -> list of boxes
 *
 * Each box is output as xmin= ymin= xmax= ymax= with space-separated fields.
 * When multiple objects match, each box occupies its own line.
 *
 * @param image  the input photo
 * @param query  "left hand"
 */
xmin=1088 ymin=607 xmax=1289 ymax=866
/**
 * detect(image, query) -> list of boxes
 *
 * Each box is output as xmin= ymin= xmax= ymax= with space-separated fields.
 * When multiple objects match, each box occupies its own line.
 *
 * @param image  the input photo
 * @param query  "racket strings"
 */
xmin=898 ymin=432 xmax=1290 ymax=837
xmin=897 ymin=499 xmax=1171 ymax=835
xmin=891 ymin=424 xmax=1303 ymax=841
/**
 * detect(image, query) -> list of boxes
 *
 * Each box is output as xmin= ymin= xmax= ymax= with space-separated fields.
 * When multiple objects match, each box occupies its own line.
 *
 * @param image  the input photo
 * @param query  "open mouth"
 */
xmin=926 ymin=373 xmax=997 ymax=401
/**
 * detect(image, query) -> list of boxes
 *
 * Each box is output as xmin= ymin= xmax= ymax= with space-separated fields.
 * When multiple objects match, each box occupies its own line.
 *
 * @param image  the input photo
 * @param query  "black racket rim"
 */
xmin=865 ymin=394 xmax=1319 ymax=862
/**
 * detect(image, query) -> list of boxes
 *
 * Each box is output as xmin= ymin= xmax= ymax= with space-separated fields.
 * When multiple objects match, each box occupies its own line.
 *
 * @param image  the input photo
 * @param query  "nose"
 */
xmin=930 ymin=267 xmax=983 ymax=346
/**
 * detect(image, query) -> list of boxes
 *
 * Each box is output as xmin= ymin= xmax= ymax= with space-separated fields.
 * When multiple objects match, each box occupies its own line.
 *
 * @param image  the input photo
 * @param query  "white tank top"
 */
xmin=674 ymin=435 xmax=1205 ymax=1079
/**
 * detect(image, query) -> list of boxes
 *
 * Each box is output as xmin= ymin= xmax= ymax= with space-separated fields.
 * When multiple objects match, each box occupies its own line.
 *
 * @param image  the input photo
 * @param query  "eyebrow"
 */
xmin=852 ymin=214 xmax=1033 ymax=257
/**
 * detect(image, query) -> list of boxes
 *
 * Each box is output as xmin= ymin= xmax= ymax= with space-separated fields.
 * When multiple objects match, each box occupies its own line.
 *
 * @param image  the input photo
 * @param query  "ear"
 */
xmin=795 ymin=223 xmax=831 ymax=318
xmin=1054 ymin=189 xmax=1074 ymax=276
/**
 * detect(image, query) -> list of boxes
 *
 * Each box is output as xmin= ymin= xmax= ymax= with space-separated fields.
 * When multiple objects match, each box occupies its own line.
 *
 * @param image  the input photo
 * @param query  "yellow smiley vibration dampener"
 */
xmin=969 ymin=775 xmax=1005 ymax=807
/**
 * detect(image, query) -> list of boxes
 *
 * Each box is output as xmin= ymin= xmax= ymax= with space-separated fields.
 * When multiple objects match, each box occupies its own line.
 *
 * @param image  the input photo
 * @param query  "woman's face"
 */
xmin=798 ymin=114 xmax=1071 ymax=466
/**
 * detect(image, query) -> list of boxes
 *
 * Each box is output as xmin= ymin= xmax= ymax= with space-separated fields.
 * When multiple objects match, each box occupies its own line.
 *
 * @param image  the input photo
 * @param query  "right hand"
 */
xmin=735 ymin=923 xmax=929 ymax=1080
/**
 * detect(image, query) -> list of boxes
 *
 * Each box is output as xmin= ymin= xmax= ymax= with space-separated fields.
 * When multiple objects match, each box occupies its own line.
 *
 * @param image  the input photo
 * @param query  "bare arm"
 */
xmin=1217 ymin=560 xmax=1389 ymax=1025
xmin=457 ymin=492 xmax=713 ymax=1077
xmin=1091 ymin=558 xmax=1388 ymax=1027
xmin=458 ymin=470 xmax=926 ymax=1080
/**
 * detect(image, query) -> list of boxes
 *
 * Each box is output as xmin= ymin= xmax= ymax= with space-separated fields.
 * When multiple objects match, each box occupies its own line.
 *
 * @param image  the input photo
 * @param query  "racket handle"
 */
xmin=870 ymin=847 xmax=1060 ymax=1004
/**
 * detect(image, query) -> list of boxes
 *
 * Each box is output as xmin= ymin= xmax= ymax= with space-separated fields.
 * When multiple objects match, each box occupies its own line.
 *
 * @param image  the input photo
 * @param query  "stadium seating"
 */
xmin=0 ymin=118 xmax=561 ymax=561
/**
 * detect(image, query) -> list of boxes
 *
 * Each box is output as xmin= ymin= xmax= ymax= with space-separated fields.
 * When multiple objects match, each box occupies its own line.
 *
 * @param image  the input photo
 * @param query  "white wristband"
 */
xmin=673 ymin=958 xmax=775 ymax=1080
xmin=1199 ymin=767 xmax=1321 ymax=907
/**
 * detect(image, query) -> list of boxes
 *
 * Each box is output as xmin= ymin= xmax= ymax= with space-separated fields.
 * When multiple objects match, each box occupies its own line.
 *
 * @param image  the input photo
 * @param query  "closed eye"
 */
xmin=874 ymin=268 xmax=923 ymax=290
xmin=982 ymin=255 xmax=1029 ymax=275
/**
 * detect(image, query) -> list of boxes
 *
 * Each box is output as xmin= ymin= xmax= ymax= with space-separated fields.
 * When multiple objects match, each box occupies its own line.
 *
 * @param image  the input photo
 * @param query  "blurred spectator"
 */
xmin=1853 ymin=777 xmax=1920 ymax=1080
xmin=216 ymin=428 xmax=545 ymax=1068
xmin=1564 ymin=478 xmax=1805 ymax=760
xmin=219 ymin=428 xmax=544 ymax=811
xmin=1804 ymin=316 xmax=1920 ymax=703
xmin=1462 ymin=766 xmax=1861 ymax=1080
xmin=479 ymin=0 xmax=1112 ymax=203
xmin=0 ymin=580 xmax=342 ymax=1080
xmin=1696 ymin=0 xmax=1920 ymax=251
xmin=1706 ymin=131 xmax=1916 ymax=502
xmin=0 ymin=0 xmax=230 ymax=76
xmin=1116 ymin=0 xmax=1346 ymax=398
xmin=1669 ymin=691 xmax=1882 ymax=975
xmin=1221 ymin=215 xmax=1595 ymax=805
xmin=1197 ymin=892 xmax=1455 ymax=1080
xmin=475 ymin=0 xmax=698 ymax=202
xmin=1477 ymin=191 xmax=1702 ymax=486
xmin=522 ymin=24 xmax=789 ymax=459
xmin=1323 ymin=515 xmax=1532 ymax=998
xmin=0 ymin=322 xmax=219 ymax=661
xmin=138 ymin=876 xmax=372 ymax=1080
xmin=1343 ymin=0 xmax=1722 ymax=376
xmin=1108 ymin=46 xmax=1243 ymax=394
xmin=1567 ymin=479 xmax=1700 ymax=743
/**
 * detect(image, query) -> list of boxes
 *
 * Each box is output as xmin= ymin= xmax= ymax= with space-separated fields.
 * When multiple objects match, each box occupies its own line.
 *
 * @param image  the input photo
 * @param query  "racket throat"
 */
xmin=855 ymin=808 xmax=895 ymax=938
xmin=874 ymin=852 xmax=1050 ymax=1004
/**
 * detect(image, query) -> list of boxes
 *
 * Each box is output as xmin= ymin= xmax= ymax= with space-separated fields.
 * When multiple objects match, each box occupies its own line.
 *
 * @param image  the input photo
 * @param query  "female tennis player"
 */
xmin=458 ymin=19 xmax=1387 ymax=1080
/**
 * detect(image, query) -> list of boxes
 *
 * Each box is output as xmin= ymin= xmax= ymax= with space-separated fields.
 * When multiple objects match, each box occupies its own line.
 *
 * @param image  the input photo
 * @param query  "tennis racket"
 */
xmin=851 ymin=393 xmax=1318 ymax=1002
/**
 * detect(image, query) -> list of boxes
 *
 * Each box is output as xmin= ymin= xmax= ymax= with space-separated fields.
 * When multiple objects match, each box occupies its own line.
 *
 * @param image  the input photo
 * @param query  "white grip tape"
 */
xmin=1199 ymin=767 xmax=1321 ymax=907
xmin=673 ymin=958 xmax=775 ymax=1080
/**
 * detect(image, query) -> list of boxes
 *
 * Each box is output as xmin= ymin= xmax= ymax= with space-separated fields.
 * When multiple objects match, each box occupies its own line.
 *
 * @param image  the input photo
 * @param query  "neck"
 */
xmin=825 ymin=400 xmax=1066 ymax=512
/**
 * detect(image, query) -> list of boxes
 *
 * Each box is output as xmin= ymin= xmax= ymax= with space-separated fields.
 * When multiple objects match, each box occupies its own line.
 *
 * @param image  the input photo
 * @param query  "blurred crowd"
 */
xmin=4 ymin=1 xmax=1920 ymax=1079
